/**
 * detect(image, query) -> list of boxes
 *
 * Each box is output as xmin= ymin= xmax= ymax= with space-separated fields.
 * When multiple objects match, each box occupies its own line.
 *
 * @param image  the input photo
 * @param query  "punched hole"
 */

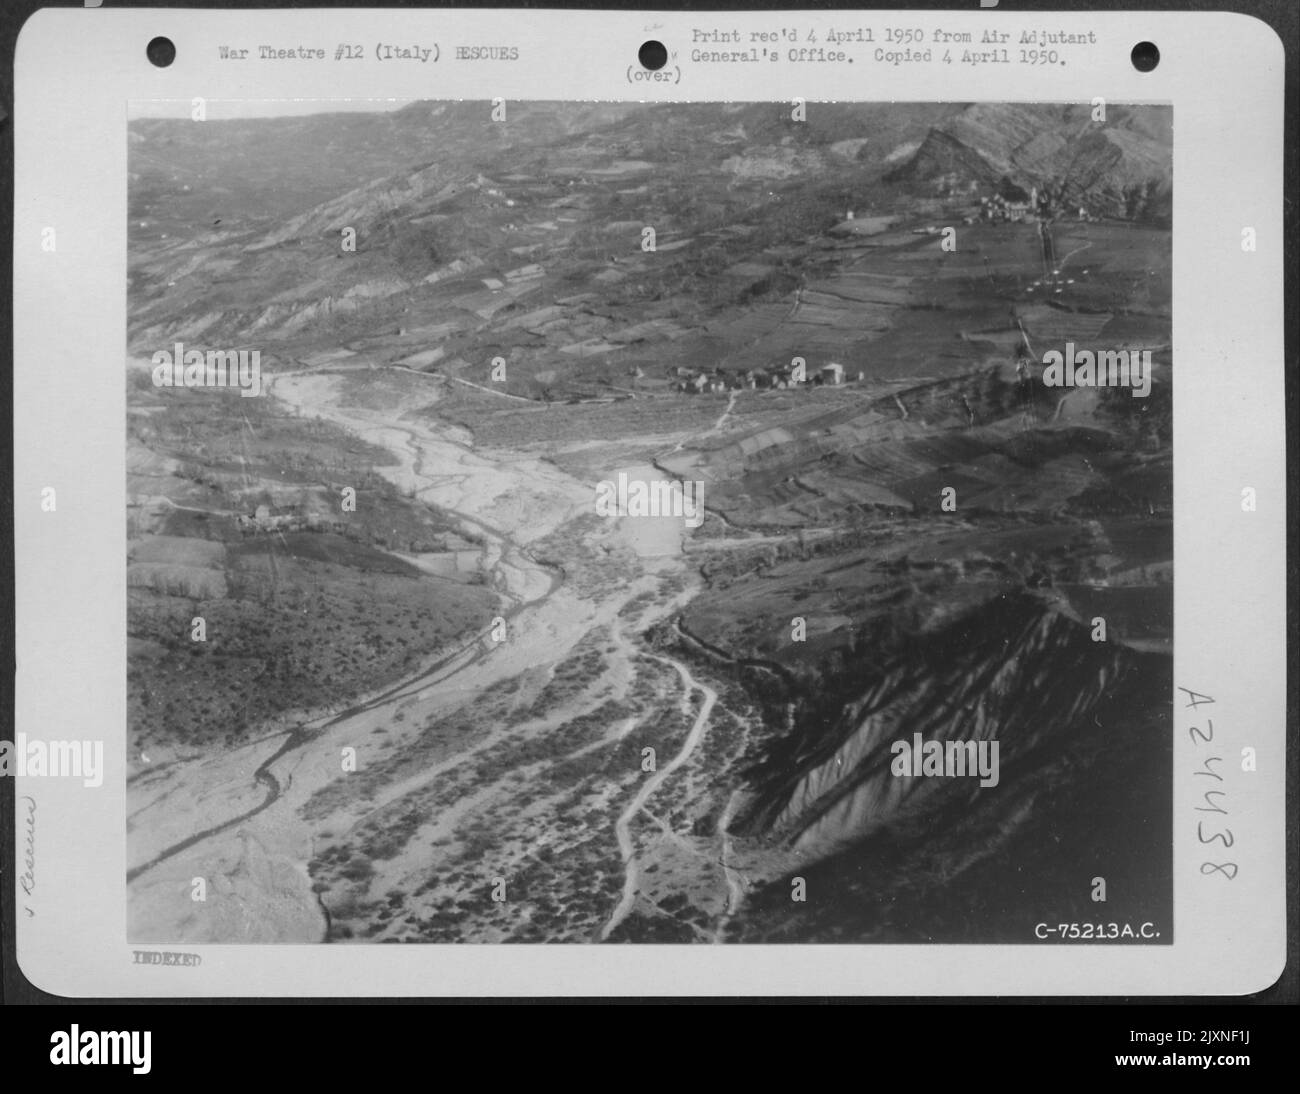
xmin=1130 ymin=41 xmax=1159 ymax=72
xmin=147 ymin=37 xmax=176 ymax=68
xmin=639 ymin=40 xmax=668 ymax=71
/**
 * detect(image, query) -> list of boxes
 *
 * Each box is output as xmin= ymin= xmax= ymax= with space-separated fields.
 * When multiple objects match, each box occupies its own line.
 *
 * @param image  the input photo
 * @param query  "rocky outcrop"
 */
xmin=885 ymin=127 xmax=1001 ymax=188
xmin=886 ymin=103 xmax=1172 ymax=218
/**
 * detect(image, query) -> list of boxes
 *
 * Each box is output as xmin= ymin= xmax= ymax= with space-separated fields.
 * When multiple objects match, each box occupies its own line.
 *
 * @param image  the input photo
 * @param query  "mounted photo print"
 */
xmin=10 ymin=6 xmax=1287 ymax=997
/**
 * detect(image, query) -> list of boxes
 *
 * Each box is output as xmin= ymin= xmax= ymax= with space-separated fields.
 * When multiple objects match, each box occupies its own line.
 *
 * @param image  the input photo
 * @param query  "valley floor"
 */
xmin=127 ymin=364 xmax=781 ymax=944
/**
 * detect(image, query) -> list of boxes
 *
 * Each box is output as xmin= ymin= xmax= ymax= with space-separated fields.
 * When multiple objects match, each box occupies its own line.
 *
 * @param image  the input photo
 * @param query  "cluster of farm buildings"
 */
xmin=977 ymin=180 xmax=1092 ymax=224
xmin=668 ymin=361 xmax=851 ymax=394
xmin=236 ymin=503 xmax=347 ymax=536
xmin=979 ymin=184 xmax=1035 ymax=222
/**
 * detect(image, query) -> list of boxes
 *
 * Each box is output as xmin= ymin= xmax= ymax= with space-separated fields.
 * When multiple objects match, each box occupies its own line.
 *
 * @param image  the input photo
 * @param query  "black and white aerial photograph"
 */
xmin=125 ymin=100 xmax=1173 ymax=945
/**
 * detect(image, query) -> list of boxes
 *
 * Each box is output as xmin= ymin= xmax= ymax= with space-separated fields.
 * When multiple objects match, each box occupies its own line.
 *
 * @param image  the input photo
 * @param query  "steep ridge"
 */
xmin=720 ymin=590 xmax=1171 ymax=942
xmin=885 ymin=127 xmax=1002 ymax=189
xmin=735 ymin=591 xmax=1166 ymax=852
xmin=887 ymin=103 xmax=1171 ymax=218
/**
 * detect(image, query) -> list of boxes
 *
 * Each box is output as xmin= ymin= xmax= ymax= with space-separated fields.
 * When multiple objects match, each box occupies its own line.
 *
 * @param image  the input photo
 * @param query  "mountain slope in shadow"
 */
xmin=728 ymin=592 xmax=1171 ymax=942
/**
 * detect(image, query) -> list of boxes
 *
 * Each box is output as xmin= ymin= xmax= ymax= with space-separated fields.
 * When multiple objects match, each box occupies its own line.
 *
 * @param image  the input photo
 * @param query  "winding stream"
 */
xmin=128 ymin=364 xmax=741 ymax=943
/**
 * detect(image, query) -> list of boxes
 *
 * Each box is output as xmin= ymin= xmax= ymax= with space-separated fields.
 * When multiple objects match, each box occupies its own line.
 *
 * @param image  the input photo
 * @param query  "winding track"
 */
xmin=599 ymin=651 xmax=718 ymax=941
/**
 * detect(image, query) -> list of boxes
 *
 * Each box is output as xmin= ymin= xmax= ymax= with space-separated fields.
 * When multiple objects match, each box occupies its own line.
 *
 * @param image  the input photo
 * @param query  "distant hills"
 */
xmin=128 ymin=100 xmax=1172 ymax=356
xmin=129 ymin=100 xmax=1171 ymax=238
